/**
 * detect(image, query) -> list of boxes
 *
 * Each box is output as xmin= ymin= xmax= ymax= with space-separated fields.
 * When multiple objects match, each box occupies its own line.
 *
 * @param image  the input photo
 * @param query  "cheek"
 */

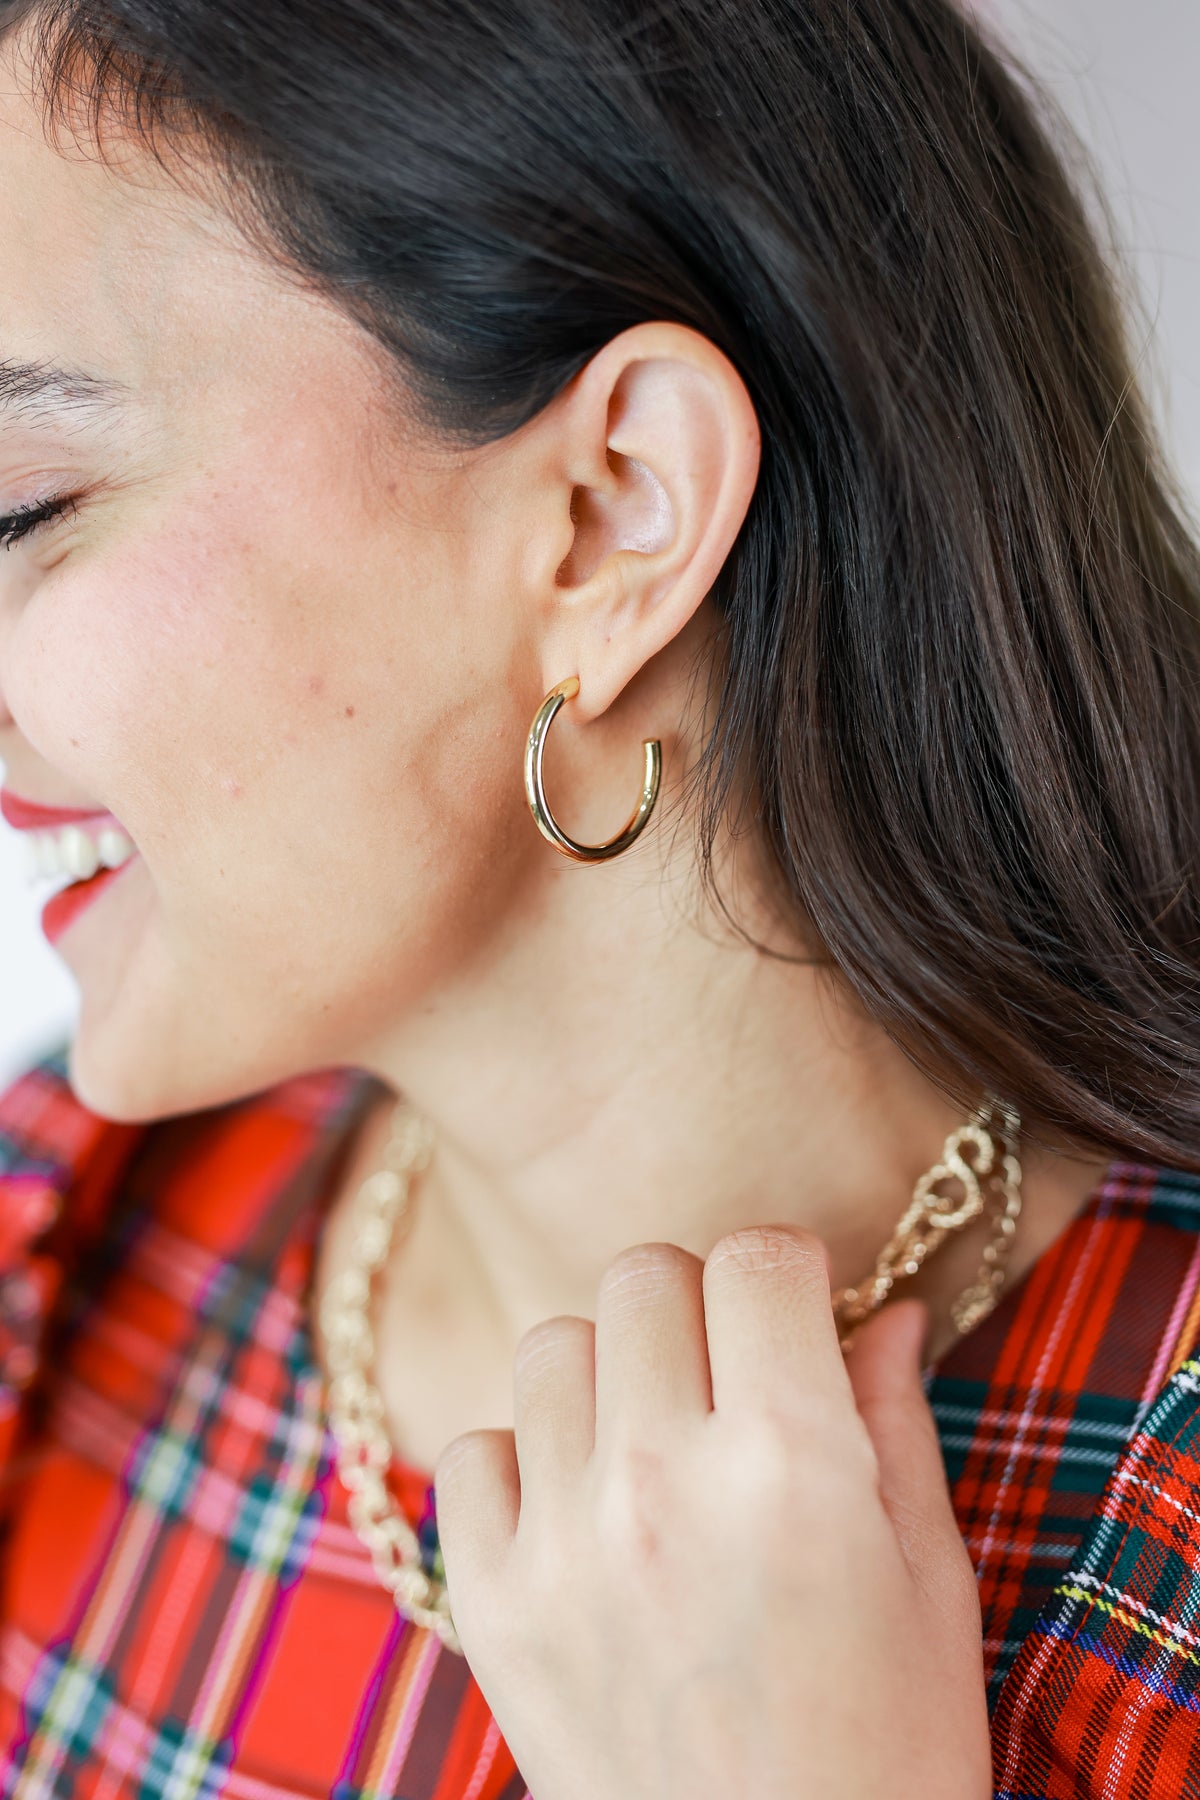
xmin=12 ymin=525 xmax=249 ymax=842
xmin=11 ymin=473 xmax=526 ymax=1011
xmin=7 ymin=368 xmax=516 ymax=850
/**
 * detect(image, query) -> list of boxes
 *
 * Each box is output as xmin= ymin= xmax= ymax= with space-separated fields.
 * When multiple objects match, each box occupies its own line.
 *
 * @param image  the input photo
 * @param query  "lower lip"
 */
xmin=41 ymin=855 xmax=141 ymax=947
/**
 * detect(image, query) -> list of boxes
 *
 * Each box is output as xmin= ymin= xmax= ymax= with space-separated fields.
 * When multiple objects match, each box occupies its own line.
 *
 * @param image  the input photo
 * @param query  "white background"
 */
xmin=2 ymin=0 xmax=1199 ymax=1088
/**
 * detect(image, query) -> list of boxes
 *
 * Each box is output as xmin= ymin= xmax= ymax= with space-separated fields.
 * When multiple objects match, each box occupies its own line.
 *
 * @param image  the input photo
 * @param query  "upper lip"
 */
xmin=0 ymin=789 xmax=122 ymax=832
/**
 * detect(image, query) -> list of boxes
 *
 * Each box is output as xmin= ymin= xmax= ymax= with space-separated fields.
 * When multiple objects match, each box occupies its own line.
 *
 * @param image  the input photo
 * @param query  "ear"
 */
xmin=535 ymin=321 xmax=761 ymax=722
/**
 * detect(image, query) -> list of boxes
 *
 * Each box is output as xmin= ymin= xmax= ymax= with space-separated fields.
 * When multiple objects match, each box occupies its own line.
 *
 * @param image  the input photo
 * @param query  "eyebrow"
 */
xmin=0 ymin=358 xmax=131 ymax=428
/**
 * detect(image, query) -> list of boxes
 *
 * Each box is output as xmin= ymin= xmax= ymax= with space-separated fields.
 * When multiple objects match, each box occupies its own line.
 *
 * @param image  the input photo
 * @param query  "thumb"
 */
xmin=842 ymin=1299 xmax=965 ymax=1589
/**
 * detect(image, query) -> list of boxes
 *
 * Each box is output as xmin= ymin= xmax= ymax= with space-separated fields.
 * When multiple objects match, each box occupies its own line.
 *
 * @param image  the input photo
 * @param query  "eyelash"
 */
xmin=0 ymin=494 xmax=79 ymax=550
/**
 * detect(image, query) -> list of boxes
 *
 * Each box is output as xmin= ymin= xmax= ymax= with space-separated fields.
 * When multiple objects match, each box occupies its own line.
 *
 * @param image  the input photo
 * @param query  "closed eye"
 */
xmin=0 ymin=494 xmax=79 ymax=549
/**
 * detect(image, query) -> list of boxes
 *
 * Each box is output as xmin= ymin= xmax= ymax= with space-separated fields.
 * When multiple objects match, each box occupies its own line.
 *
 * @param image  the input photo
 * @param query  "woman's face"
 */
xmin=0 ymin=48 xmax=584 ymax=1120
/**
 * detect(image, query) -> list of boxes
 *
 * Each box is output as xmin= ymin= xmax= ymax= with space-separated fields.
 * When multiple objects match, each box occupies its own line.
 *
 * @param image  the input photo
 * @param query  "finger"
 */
xmin=433 ymin=1427 xmax=520 ymax=1594
xmin=701 ymin=1224 xmax=852 ymax=1417
xmin=511 ymin=1313 xmax=596 ymax=1494
xmin=842 ymin=1299 xmax=967 ymax=1587
xmin=592 ymin=1243 xmax=711 ymax=1457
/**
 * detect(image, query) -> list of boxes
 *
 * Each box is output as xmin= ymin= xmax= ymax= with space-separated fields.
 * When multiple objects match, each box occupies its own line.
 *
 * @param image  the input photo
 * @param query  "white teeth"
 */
xmin=17 ymin=822 xmax=137 ymax=887
xmin=60 ymin=825 xmax=99 ymax=881
xmin=97 ymin=827 xmax=133 ymax=870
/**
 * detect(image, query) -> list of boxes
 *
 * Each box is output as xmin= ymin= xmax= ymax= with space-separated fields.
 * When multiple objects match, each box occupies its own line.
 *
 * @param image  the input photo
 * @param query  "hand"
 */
xmin=433 ymin=1225 xmax=993 ymax=1800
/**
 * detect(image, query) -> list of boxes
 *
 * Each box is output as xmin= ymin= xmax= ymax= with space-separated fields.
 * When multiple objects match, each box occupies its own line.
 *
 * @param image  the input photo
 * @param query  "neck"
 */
xmin=334 ymin=821 xmax=1108 ymax=1376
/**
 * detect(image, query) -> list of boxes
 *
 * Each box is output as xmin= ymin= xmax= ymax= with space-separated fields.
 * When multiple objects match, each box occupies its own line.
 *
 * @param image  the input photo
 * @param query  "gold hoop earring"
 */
xmin=523 ymin=675 xmax=662 ymax=862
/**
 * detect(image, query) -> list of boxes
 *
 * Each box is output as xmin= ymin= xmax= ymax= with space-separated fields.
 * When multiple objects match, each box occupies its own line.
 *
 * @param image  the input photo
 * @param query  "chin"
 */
xmin=63 ymin=1010 xmax=216 ymax=1125
xmin=64 ymin=1006 xmax=346 ymax=1127
xmin=64 ymin=1033 xmax=173 ymax=1124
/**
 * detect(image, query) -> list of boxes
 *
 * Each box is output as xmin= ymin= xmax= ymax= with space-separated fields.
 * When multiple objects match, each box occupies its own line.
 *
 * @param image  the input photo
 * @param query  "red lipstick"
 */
xmin=0 ymin=790 xmax=119 ymax=832
xmin=0 ymin=788 xmax=139 ymax=945
xmin=40 ymin=865 xmax=134 ymax=945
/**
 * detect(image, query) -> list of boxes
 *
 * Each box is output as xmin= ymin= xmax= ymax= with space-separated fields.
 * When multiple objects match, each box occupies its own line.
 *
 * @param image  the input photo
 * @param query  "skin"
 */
xmin=0 ymin=27 xmax=1107 ymax=1788
xmin=436 ymin=1260 xmax=995 ymax=1799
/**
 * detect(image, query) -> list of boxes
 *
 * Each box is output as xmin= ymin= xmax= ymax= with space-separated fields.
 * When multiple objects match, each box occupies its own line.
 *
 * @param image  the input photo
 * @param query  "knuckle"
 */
xmin=596 ymin=1443 xmax=674 ymax=1565
xmin=730 ymin=1404 xmax=877 ymax=1508
xmin=732 ymin=1407 xmax=804 ymax=1491
xmin=706 ymin=1223 xmax=827 ymax=1285
xmin=521 ymin=1534 xmax=577 ymax=1626
xmin=433 ymin=1426 xmax=500 ymax=1485
xmin=599 ymin=1241 xmax=698 ymax=1299
xmin=817 ymin=1415 xmax=881 ymax=1496
xmin=514 ymin=1313 xmax=588 ymax=1374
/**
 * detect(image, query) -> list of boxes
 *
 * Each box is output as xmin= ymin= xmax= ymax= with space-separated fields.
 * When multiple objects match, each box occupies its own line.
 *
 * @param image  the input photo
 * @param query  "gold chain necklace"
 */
xmin=831 ymin=1096 xmax=1023 ymax=1345
xmin=318 ymin=1095 xmax=1022 ymax=1657
xmin=317 ymin=1105 xmax=463 ymax=1651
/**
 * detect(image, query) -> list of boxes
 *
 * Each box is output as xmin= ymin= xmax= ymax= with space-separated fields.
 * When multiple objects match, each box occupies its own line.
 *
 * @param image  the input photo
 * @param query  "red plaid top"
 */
xmin=0 ymin=1046 xmax=1197 ymax=1798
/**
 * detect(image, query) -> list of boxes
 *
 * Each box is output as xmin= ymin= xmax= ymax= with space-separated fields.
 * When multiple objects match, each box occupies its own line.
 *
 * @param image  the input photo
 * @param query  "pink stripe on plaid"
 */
xmin=1141 ymin=1233 xmax=1200 ymax=1405
xmin=460 ymin=1718 xmax=518 ymax=1800
xmin=373 ymin=1628 xmax=444 ymax=1791
xmin=223 ymin=1769 xmax=323 ymax=1800
xmin=973 ymin=1200 xmax=1114 ymax=1582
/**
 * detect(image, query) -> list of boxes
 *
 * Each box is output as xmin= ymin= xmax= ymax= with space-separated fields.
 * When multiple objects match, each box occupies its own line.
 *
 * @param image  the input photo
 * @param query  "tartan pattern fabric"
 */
xmin=928 ymin=1162 xmax=1200 ymax=1716
xmin=0 ymin=1048 xmax=1196 ymax=1795
xmin=0 ymin=1051 xmax=525 ymax=1800
xmin=989 ymin=1355 xmax=1200 ymax=1797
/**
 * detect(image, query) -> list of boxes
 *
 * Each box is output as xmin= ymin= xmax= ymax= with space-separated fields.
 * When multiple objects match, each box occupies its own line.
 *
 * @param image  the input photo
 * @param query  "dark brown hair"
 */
xmin=5 ymin=0 xmax=1200 ymax=1169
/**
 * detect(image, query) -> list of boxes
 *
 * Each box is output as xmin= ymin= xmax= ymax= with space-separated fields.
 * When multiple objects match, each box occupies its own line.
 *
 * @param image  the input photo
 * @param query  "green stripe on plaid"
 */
xmin=139 ymin=1714 xmax=234 ymax=1800
xmin=992 ymin=1355 xmax=1200 ymax=1794
xmin=5 ymin=1046 xmax=1200 ymax=1798
xmin=3 ymin=1644 xmax=234 ymax=1800
xmin=1048 ymin=1359 xmax=1200 ymax=1695
xmin=227 ymin=1378 xmax=333 ymax=1581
